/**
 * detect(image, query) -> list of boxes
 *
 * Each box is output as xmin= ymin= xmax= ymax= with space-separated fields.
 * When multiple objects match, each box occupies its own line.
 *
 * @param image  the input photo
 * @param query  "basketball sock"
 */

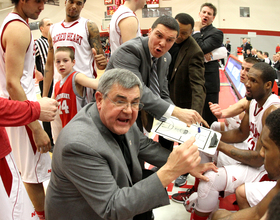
xmin=35 ymin=210 xmax=45 ymax=220
xmin=192 ymin=212 xmax=208 ymax=220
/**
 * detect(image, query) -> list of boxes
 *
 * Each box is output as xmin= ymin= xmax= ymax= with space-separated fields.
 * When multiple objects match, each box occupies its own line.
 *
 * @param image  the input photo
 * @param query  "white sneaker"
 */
xmin=183 ymin=192 xmax=198 ymax=212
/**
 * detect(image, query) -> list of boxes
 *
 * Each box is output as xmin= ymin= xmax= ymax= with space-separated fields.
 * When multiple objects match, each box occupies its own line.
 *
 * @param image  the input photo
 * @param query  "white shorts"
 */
xmin=224 ymin=164 xmax=267 ymax=196
xmin=6 ymin=125 xmax=51 ymax=183
xmin=245 ymin=181 xmax=276 ymax=207
xmin=0 ymin=153 xmax=39 ymax=220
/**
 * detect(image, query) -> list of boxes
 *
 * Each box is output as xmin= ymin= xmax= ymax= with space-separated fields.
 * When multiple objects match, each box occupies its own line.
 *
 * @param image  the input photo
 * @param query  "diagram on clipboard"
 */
xmin=151 ymin=117 xmax=221 ymax=156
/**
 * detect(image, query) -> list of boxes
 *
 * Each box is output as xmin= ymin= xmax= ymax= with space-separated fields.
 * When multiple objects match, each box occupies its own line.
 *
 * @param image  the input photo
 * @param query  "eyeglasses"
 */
xmin=106 ymin=96 xmax=144 ymax=111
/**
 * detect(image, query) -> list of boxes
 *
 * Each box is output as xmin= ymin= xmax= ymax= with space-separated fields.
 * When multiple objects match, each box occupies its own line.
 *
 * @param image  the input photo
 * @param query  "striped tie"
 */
xmin=150 ymin=57 xmax=160 ymax=96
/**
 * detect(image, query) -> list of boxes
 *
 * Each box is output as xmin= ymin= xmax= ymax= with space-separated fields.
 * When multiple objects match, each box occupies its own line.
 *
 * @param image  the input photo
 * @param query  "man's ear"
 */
xmin=95 ymin=91 xmax=103 ymax=110
xmin=265 ymin=81 xmax=272 ymax=90
xmin=148 ymin=28 xmax=152 ymax=36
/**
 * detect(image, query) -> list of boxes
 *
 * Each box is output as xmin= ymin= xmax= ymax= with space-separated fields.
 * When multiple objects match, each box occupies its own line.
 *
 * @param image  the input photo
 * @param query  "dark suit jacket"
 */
xmin=168 ymin=36 xmax=206 ymax=115
xmin=45 ymin=103 xmax=170 ymax=220
xmin=106 ymin=36 xmax=174 ymax=130
xmin=192 ymin=24 xmax=223 ymax=94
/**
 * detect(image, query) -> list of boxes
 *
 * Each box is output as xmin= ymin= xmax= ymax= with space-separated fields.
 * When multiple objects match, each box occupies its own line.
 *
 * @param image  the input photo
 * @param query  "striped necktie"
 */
xmin=150 ymin=57 xmax=160 ymax=96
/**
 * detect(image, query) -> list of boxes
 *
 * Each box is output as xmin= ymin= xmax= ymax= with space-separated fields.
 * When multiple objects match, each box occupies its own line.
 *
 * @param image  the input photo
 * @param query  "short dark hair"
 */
xmin=244 ymin=57 xmax=260 ymax=65
xmin=252 ymin=62 xmax=275 ymax=88
xmin=265 ymin=108 xmax=280 ymax=149
xmin=11 ymin=0 xmax=19 ymax=5
xmin=200 ymin=3 xmax=217 ymax=17
xmin=175 ymin=13 xmax=194 ymax=29
xmin=151 ymin=15 xmax=179 ymax=37
xmin=264 ymin=52 xmax=269 ymax=57
xmin=55 ymin=47 xmax=75 ymax=61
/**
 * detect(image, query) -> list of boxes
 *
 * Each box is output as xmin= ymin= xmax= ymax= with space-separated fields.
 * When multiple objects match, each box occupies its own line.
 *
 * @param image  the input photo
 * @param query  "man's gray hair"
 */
xmin=97 ymin=68 xmax=143 ymax=97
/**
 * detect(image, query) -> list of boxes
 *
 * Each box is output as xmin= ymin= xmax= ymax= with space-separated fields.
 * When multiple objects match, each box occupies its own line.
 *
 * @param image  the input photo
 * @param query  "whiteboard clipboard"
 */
xmin=151 ymin=117 xmax=221 ymax=156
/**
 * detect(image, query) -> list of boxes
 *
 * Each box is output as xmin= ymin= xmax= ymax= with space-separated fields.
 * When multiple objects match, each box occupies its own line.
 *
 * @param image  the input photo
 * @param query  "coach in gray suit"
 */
xmin=106 ymin=15 xmax=207 ymax=132
xmin=45 ymin=69 xmax=216 ymax=220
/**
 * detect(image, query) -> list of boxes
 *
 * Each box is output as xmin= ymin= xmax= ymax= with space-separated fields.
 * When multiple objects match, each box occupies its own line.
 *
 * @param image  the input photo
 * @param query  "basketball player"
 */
xmin=0 ymin=97 xmax=57 ymax=220
xmin=192 ymin=62 xmax=280 ymax=220
xmin=53 ymin=47 xmax=98 ymax=127
xmin=109 ymin=0 xmax=146 ymax=54
xmin=212 ymin=108 xmax=280 ymax=220
xmin=43 ymin=0 xmax=107 ymax=141
xmin=0 ymin=0 xmax=51 ymax=219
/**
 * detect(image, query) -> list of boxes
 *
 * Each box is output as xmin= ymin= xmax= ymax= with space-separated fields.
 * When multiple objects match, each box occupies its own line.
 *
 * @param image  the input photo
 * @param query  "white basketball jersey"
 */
xmin=247 ymin=94 xmax=280 ymax=151
xmin=50 ymin=17 xmax=96 ymax=85
xmin=109 ymin=5 xmax=141 ymax=54
xmin=0 ymin=13 xmax=36 ymax=101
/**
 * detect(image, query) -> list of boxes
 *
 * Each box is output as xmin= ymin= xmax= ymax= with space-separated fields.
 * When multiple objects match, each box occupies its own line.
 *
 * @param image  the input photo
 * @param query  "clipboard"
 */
xmin=151 ymin=117 xmax=221 ymax=156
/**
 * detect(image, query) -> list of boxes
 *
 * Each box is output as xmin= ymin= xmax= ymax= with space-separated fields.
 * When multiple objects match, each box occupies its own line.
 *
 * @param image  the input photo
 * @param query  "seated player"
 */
xmin=212 ymin=108 xmax=280 ymax=220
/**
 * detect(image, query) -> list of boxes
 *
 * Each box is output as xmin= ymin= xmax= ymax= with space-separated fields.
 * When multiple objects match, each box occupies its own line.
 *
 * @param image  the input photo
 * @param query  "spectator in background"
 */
xmin=273 ymin=52 xmax=280 ymax=70
xmin=192 ymin=2 xmax=224 ymax=126
xmin=35 ymin=17 xmax=54 ymax=151
xmin=225 ymin=39 xmax=231 ymax=57
xmin=251 ymin=48 xmax=258 ymax=58
xmin=109 ymin=0 xmax=146 ymax=54
xmin=241 ymin=38 xmax=252 ymax=57
xmin=276 ymin=43 xmax=280 ymax=53
xmin=244 ymin=48 xmax=252 ymax=58
xmin=263 ymin=52 xmax=272 ymax=65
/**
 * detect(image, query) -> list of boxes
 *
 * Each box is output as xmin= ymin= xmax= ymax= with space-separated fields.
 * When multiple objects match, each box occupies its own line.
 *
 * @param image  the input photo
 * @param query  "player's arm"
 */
xmin=4 ymin=21 xmax=50 ymax=153
xmin=256 ymin=104 xmax=280 ymax=154
xmin=217 ymin=101 xmax=264 ymax=167
xmin=209 ymin=98 xmax=248 ymax=119
xmin=43 ymin=31 xmax=54 ymax=97
xmin=75 ymin=72 xmax=99 ymax=96
xmin=212 ymin=180 xmax=280 ymax=220
xmin=87 ymin=20 xmax=107 ymax=70
xmin=118 ymin=16 xmax=139 ymax=43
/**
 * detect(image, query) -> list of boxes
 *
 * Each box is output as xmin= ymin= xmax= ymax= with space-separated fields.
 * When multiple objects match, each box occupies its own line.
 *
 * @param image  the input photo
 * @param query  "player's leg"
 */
xmin=236 ymin=184 xmax=250 ymax=209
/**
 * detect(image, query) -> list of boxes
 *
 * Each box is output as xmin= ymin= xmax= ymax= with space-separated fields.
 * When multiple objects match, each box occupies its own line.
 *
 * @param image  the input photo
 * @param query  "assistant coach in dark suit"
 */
xmin=107 ymin=15 xmax=206 ymax=132
xmin=192 ymin=3 xmax=223 ymax=126
xmin=45 ymin=69 xmax=216 ymax=220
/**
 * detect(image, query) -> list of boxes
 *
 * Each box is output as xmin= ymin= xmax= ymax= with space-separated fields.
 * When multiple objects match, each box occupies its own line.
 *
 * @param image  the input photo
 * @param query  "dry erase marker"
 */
xmin=196 ymin=122 xmax=201 ymax=133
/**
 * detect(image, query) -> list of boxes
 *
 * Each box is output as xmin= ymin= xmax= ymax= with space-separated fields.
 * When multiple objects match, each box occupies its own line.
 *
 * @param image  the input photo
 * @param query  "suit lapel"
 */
xmin=170 ymin=38 xmax=190 ymax=81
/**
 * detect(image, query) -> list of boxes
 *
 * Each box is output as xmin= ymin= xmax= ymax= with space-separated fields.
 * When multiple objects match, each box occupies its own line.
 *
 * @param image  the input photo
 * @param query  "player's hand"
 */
xmin=173 ymin=107 xmax=209 ymax=128
xmin=38 ymin=97 xmax=58 ymax=122
xmin=209 ymin=102 xmax=223 ymax=119
xmin=190 ymin=162 xmax=218 ymax=182
xmin=92 ymin=48 xmax=107 ymax=68
xmin=32 ymin=128 xmax=51 ymax=153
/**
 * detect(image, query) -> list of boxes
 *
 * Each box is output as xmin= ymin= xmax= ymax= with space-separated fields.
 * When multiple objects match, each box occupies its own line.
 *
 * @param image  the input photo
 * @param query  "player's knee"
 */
xmin=236 ymin=184 xmax=246 ymax=200
xmin=197 ymin=171 xmax=216 ymax=199
xmin=198 ymin=168 xmax=227 ymax=199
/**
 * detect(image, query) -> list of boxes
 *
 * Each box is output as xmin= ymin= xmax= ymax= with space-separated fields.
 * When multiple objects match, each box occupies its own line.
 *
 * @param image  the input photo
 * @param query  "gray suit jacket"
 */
xmin=106 ymin=36 xmax=173 ymax=120
xmin=45 ymin=103 xmax=170 ymax=220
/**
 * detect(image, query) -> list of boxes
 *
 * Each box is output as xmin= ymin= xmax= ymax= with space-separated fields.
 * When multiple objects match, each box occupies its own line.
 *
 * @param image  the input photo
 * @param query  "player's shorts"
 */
xmin=224 ymin=164 xmax=267 ymax=196
xmin=0 ymin=153 xmax=39 ymax=220
xmin=5 ymin=125 xmax=51 ymax=183
xmin=245 ymin=181 xmax=276 ymax=207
